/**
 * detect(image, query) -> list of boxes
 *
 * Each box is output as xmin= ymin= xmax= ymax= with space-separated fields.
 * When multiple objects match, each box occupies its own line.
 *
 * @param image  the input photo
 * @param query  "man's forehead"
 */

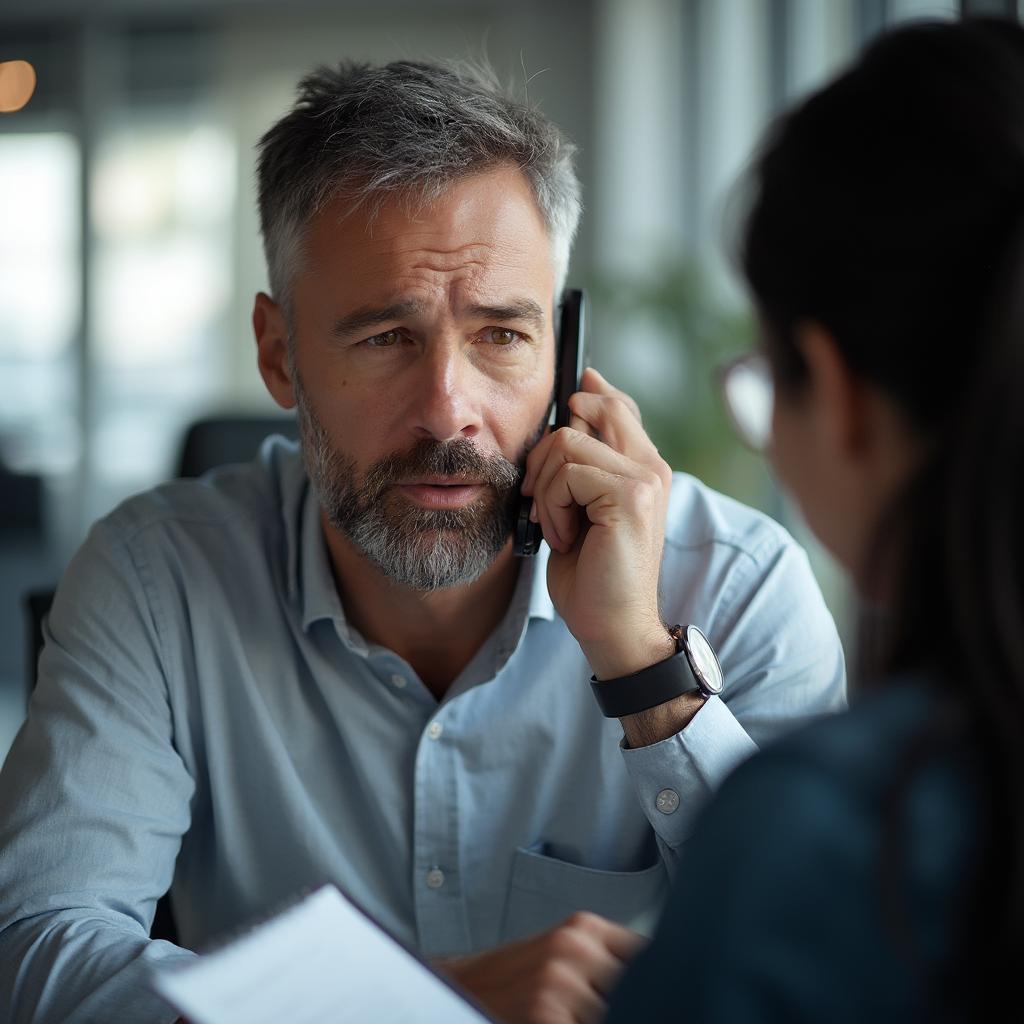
xmin=298 ymin=167 xmax=558 ymax=322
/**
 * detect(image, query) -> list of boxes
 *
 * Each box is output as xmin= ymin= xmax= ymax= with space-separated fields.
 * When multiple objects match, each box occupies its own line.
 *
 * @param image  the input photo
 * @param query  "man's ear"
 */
xmin=793 ymin=321 xmax=868 ymax=461
xmin=253 ymin=292 xmax=297 ymax=410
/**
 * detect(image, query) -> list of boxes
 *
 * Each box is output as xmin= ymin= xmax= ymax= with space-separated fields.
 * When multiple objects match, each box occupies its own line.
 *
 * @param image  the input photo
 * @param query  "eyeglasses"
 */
xmin=716 ymin=351 xmax=774 ymax=453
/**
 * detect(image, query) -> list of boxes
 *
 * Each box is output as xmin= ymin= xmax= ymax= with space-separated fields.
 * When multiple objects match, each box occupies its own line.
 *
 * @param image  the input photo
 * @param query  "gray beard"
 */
xmin=293 ymin=375 xmax=542 ymax=592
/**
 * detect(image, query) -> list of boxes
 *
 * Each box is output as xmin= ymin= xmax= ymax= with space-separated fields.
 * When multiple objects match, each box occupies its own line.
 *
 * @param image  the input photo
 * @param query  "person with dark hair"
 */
xmin=0 ymin=60 xmax=844 ymax=1023
xmin=606 ymin=16 xmax=1024 ymax=1021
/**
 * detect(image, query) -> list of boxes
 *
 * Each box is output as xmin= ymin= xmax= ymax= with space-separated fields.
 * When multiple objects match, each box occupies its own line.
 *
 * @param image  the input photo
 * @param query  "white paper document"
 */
xmin=152 ymin=885 xmax=493 ymax=1024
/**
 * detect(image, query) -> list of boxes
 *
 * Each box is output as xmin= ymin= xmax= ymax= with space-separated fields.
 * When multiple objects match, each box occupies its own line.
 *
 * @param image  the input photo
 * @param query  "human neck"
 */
xmin=319 ymin=509 xmax=521 ymax=700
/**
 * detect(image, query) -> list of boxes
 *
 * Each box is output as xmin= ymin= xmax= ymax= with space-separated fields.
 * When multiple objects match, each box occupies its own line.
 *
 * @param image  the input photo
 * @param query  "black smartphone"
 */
xmin=514 ymin=288 xmax=587 ymax=557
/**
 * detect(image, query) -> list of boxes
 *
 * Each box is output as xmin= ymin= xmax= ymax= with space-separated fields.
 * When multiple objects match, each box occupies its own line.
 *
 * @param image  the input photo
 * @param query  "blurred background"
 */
xmin=0 ymin=0 xmax=1013 ymax=759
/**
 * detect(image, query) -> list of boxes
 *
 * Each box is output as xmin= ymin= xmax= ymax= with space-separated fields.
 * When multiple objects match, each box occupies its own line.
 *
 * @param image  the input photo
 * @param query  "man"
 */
xmin=0 ymin=60 xmax=844 ymax=1024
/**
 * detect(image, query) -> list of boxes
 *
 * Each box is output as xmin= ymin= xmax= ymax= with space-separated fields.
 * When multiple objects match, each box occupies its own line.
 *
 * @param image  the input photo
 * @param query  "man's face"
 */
xmin=270 ymin=164 xmax=558 ymax=590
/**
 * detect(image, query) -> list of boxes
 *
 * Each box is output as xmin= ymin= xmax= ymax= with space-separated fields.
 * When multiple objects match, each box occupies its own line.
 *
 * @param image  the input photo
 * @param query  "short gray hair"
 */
xmin=256 ymin=59 xmax=583 ymax=315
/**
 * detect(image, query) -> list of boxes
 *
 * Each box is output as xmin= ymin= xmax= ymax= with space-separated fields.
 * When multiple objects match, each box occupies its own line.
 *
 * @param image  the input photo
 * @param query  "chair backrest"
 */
xmin=0 ymin=465 xmax=44 ymax=532
xmin=22 ymin=587 xmax=55 ymax=701
xmin=176 ymin=414 xmax=298 ymax=479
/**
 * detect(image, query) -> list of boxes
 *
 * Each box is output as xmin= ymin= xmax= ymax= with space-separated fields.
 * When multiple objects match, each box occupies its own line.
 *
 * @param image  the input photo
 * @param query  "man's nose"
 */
xmin=408 ymin=344 xmax=482 ymax=443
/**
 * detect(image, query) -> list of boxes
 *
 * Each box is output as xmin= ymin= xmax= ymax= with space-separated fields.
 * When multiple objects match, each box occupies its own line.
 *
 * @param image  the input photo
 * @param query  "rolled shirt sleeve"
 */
xmin=0 ymin=517 xmax=197 ymax=1023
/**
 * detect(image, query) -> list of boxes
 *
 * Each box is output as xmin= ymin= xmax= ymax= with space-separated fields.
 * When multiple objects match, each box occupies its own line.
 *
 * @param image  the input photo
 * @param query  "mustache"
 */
xmin=363 ymin=438 xmax=522 ymax=497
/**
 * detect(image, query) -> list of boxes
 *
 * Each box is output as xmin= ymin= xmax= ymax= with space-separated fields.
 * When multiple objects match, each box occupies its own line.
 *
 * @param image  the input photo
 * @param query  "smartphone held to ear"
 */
xmin=514 ymin=289 xmax=587 ymax=557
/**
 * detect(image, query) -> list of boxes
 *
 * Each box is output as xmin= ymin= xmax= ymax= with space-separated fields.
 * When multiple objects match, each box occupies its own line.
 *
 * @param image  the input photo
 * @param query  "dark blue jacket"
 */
xmin=606 ymin=681 xmax=984 ymax=1022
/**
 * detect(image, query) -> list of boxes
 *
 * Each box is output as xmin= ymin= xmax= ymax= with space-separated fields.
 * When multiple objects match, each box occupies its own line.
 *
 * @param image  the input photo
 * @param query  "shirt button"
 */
xmin=655 ymin=788 xmax=680 ymax=815
xmin=427 ymin=721 xmax=443 ymax=740
xmin=426 ymin=867 xmax=445 ymax=890
xmin=390 ymin=674 xmax=407 ymax=689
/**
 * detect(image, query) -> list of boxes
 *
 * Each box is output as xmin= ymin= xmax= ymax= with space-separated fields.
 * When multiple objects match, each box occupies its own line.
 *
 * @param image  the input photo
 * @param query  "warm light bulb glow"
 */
xmin=0 ymin=60 xmax=37 ymax=113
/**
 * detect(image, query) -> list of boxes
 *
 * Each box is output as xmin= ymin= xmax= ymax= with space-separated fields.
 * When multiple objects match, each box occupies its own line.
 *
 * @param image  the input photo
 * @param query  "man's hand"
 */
xmin=436 ymin=911 xmax=645 ymax=1024
xmin=521 ymin=367 xmax=675 ymax=682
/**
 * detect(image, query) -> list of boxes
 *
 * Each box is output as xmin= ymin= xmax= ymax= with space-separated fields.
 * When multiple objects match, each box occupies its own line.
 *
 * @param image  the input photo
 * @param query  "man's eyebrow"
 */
xmin=466 ymin=299 xmax=546 ymax=331
xmin=329 ymin=300 xmax=424 ymax=339
xmin=329 ymin=297 xmax=547 ymax=339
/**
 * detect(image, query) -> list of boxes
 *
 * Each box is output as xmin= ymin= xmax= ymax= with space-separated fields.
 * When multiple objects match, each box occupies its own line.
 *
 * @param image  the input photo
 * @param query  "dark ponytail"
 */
xmin=740 ymin=15 xmax=1024 ymax=1007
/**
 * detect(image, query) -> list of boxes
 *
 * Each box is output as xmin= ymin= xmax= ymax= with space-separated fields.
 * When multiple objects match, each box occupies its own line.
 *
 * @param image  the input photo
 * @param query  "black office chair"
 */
xmin=0 ymin=463 xmax=44 ymax=533
xmin=17 ymin=414 xmax=296 ymax=947
xmin=176 ymin=413 xmax=297 ymax=479
xmin=22 ymin=588 xmax=52 ymax=701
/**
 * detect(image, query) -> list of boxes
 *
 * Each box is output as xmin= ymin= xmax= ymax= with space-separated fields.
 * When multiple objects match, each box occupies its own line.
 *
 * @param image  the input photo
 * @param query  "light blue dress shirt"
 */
xmin=0 ymin=438 xmax=845 ymax=1023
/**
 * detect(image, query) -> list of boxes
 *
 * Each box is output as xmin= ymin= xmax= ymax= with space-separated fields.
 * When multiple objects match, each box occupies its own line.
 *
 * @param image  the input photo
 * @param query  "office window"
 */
xmin=0 ymin=132 xmax=80 ymax=475
xmin=88 ymin=117 xmax=236 ymax=518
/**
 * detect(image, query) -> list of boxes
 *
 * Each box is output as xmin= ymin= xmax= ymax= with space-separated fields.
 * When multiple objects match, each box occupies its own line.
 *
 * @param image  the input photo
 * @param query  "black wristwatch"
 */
xmin=590 ymin=624 xmax=724 ymax=719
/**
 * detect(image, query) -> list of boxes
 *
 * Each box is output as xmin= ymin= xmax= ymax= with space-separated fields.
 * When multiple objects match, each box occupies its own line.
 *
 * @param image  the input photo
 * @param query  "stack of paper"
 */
xmin=152 ymin=885 xmax=493 ymax=1024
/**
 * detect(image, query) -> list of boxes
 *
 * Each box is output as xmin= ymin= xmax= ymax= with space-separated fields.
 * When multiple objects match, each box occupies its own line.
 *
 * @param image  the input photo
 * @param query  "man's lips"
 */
xmin=406 ymin=476 xmax=485 ymax=487
xmin=395 ymin=478 xmax=487 ymax=509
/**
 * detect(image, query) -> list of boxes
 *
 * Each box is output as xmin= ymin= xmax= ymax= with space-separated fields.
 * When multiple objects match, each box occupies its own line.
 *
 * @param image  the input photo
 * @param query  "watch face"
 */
xmin=685 ymin=625 xmax=724 ymax=696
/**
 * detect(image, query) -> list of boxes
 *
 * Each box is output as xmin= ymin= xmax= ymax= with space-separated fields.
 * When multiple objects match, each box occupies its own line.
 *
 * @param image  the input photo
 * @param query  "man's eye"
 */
xmin=486 ymin=327 xmax=525 ymax=346
xmin=364 ymin=330 xmax=403 ymax=348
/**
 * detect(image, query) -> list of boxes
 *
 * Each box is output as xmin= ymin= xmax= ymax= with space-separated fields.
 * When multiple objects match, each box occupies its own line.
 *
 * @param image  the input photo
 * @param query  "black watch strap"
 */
xmin=590 ymin=647 xmax=701 ymax=719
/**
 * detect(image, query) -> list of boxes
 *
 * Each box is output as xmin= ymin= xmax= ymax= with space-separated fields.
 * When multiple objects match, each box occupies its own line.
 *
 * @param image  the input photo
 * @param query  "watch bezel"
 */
xmin=681 ymin=624 xmax=724 ymax=697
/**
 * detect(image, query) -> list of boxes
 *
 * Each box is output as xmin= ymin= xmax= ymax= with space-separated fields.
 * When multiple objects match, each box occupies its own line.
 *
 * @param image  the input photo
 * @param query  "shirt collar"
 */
xmin=296 ymin=480 xmax=362 ymax=645
xmin=270 ymin=437 xmax=353 ymax=640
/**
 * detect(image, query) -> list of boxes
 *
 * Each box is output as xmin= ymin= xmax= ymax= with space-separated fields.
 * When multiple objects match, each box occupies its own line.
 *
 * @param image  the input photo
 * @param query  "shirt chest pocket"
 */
xmin=500 ymin=844 xmax=670 ymax=943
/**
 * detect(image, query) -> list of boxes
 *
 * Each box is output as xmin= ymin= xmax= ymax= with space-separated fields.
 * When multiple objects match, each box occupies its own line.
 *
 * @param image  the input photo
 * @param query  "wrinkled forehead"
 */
xmin=298 ymin=166 xmax=558 ymax=306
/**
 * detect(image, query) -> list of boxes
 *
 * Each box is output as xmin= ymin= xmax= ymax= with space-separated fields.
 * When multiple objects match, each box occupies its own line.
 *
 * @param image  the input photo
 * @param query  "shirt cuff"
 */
xmin=619 ymin=695 xmax=759 ymax=848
